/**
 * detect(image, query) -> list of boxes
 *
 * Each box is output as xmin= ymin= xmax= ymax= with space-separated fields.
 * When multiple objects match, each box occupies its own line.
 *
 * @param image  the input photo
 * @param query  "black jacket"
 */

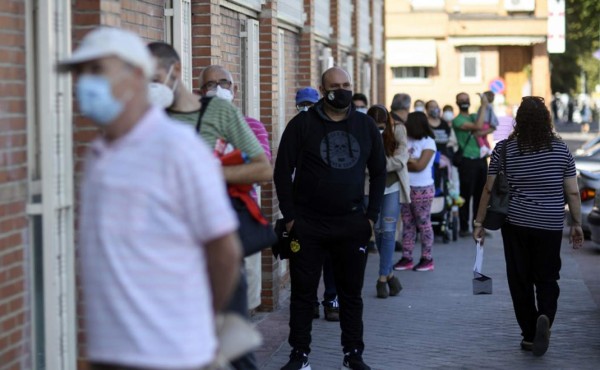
xmin=274 ymin=100 xmax=386 ymax=223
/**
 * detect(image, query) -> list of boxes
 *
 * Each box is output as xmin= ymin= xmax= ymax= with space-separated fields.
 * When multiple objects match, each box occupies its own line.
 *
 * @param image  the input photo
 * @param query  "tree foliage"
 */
xmin=549 ymin=0 xmax=600 ymax=94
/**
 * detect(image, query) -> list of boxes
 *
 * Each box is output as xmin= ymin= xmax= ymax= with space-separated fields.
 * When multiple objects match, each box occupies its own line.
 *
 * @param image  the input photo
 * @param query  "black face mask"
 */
xmin=325 ymin=89 xmax=353 ymax=109
xmin=458 ymin=103 xmax=470 ymax=111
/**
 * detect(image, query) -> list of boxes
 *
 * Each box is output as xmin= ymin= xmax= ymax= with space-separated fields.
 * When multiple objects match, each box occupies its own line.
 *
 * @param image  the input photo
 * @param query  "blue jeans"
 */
xmin=366 ymin=191 xmax=400 ymax=276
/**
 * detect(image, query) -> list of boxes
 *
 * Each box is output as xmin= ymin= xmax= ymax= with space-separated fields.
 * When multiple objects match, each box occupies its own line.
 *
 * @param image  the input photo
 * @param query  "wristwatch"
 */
xmin=473 ymin=220 xmax=483 ymax=228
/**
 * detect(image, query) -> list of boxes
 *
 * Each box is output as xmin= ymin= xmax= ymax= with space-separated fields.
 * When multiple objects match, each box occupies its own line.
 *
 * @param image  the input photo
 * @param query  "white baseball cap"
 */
xmin=57 ymin=27 xmax=155 ymax=79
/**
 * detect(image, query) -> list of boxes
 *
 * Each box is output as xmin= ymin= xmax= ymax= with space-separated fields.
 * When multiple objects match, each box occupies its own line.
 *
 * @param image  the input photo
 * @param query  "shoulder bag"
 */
xmin=451 ymin=133 xmax=473 ymax=167
xmin=196 ymin=100 xmax=277 ymax=257
xmin=482 ymin=140 xmax=509 ymax=230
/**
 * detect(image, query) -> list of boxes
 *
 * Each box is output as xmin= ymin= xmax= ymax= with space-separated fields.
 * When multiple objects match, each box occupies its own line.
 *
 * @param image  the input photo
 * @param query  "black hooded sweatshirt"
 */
xmin=274 ymin=99 xmax=386 ymax=223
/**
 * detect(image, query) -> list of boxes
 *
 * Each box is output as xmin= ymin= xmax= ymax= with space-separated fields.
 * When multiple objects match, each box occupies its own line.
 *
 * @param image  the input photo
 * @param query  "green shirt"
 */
xmin=167 ymin=98 xmax=263 ymax=158
xmin=452 ymin=113 xmax=480 ymax=159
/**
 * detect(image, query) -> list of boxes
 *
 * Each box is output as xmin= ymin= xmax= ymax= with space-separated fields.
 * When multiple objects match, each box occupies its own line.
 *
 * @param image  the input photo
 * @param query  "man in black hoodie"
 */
xmin=274 ymin=67 xmax=386 ymax=370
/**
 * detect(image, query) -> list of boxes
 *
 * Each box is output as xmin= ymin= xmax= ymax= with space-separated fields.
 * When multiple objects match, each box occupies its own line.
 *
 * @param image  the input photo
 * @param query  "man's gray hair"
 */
xmin=391 ymin=93 xmax=411 ymax=111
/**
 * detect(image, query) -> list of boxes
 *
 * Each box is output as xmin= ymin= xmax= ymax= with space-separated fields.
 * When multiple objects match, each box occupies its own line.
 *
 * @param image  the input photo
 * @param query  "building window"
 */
xmin=460 ymin=49 xmax=481 ymax=82
xmin=392 ymin=66 xmax=429 ymax=79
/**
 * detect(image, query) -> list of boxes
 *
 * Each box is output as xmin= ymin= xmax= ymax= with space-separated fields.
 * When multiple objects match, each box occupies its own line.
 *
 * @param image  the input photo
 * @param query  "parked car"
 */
xmin=587 ymin=193 xmax=600 ymax=247
xmin=565 ymin=140 xmax=600 ymax=239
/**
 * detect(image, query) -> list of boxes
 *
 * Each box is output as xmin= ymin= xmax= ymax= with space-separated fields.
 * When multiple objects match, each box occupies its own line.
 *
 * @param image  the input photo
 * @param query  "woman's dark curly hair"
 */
xmin=509 ymin=96 xmax=560 ymax=152
xmin=367 ymin=104 xmax=398 ymax=157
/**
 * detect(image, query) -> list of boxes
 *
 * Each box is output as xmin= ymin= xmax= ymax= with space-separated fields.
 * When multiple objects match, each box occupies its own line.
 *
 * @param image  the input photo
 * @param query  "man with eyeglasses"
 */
xmin=274 ymin=67 xmax=386 ymax=370
xmin=197 ymin=64 xmax=274 ymax=370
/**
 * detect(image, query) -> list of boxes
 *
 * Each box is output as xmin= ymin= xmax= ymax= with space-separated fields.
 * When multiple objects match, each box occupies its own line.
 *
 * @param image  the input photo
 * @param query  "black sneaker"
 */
xmin=342 ymin=349 xmax=371 ymax=370
xmin=532 ymin=315 xmax=550 ymax=356
xmin=281 ymin=349 xmax=311 ymax=370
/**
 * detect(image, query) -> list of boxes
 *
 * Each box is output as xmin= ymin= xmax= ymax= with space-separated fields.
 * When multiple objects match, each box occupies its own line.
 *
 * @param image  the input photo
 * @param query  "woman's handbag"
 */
xmin=451 ymin=133 xmax=473 ymax=167
xmin=482 ymin=140 xmax=509 ymax=230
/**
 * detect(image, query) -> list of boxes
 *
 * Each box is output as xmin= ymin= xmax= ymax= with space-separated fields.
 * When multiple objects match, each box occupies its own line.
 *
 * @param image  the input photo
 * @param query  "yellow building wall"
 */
xmin=384 ymin=0 xmax=550 ymax=109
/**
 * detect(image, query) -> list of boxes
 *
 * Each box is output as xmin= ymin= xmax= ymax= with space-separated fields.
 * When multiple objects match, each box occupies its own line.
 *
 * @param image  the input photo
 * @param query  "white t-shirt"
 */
xmin=407 ymin=136 xmax=437 ymax=187
xmin=79 ymin=107 xmax=238 ymax=369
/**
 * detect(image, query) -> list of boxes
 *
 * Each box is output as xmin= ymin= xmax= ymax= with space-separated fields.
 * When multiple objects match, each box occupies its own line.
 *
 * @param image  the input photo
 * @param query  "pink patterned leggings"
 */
xmin=401 ymin=185 xmax=435 ymax=260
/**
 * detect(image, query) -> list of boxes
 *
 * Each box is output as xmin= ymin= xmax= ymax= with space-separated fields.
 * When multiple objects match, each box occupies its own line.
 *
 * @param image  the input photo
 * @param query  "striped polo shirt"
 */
xmin=489 ymin=138 xmax=576 ymax=230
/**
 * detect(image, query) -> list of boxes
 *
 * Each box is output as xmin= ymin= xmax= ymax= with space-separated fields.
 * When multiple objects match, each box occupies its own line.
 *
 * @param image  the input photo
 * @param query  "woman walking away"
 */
xmin=393 ymin=112 xmax=437 ymax=272
xmin=473 ymin=96 xmax=584 ymax=357
xmin=365 ymin=105 xmax=410 ymax=298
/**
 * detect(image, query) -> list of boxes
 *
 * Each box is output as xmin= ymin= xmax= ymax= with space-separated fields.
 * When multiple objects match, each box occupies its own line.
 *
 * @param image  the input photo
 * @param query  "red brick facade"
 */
xmin=0 ymin=0 xmax=28 ymax=368
xmin=0 ymin=0 xmax=385 ymax=367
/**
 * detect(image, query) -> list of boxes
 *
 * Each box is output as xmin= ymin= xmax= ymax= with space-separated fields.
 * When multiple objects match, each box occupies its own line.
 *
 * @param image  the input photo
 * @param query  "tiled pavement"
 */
xmin=253 ymin=230 xmax=600 ymax=370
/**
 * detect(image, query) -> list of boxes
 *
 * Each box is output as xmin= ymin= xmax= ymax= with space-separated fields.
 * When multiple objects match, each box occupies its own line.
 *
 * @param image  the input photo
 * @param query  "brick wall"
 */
xmin=121 ymin=0 xmax=164 ymax=41
xmin=0 ymin=0 xmax=30 ymax=369
xmin=191 ymin=0 xmax=221 ymax=89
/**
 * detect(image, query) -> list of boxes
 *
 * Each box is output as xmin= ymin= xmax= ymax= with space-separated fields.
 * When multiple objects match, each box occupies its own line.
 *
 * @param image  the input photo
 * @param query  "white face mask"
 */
xmin=356 ymin=107 xmax=368 ymax=114
xmin=414 ymin=105 xmax=425 ymax=112
xmin=297 ymin=105 xmax=310 ymax=112
xmin=442 ymin=111 xmax=454 ymax=122
xmin=148 ymin=65 xmax=178 ymax=108
xmin=205 ymin=85 xmax=234 ymax=102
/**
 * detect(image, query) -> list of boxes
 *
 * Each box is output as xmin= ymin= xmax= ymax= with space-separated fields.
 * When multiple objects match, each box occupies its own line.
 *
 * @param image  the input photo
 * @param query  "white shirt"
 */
xmin=79 ymin=107 xmax=238 ymax=369
xmin=407 ymin=136 xmax=437 ymax=187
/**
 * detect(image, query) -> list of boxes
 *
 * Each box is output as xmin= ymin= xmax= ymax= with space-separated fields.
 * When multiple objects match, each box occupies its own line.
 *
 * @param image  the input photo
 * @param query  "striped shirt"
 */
xmin=79 ymin=107 xmax=238 ymax=368
xmin=200 ymin=97 xmax=264 ymax=157
xmin=489 ymin=138 xmax=576 ymax=230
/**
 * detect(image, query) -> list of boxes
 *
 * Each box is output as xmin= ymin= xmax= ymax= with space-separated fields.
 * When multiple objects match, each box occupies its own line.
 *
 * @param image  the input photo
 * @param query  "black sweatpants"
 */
xmin=288 ymin=211 xmax=372 ymax=355
xmin=458 ymin=158 xmax=488 ymax=231
xmin=501 ymin=222 xmax=562 ymax=341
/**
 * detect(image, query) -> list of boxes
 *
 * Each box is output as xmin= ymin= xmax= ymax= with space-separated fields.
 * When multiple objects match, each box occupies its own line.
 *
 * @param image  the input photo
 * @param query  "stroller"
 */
xmin=430 ymin=151 xmax=459 ymax=243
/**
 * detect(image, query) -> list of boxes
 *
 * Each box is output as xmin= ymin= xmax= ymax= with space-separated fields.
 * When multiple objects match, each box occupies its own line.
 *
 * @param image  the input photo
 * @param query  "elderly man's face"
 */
xmin=200 ymin=67 xmax=234 ymax=96
xmin=73 ymin=56 xmax=138 ymax=102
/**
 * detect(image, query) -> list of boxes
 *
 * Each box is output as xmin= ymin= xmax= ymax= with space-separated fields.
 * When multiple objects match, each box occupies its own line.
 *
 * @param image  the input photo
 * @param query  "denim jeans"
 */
xmin=365 ymin=191 xmax=400 ymax=276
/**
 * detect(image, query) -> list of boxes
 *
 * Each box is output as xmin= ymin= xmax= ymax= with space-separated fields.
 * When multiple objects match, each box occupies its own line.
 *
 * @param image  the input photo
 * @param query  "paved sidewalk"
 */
xmin=255 ymin=230 xmax=600 ymax=370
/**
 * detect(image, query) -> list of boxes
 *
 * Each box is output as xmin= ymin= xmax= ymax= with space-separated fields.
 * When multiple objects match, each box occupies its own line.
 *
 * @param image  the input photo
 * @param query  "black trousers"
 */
xmin=288 ymin=211 xmax=371 ymax=354
xmin=501 ymin=223 xmax=562 ymax=341
xmin=458 ymin=158 xmax=488 ymax=231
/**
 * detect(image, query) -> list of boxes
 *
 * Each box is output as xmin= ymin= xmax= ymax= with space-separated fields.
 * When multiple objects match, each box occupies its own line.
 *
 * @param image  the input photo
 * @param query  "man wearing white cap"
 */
xmin=58 ymin=26 xmax=243 ymax=370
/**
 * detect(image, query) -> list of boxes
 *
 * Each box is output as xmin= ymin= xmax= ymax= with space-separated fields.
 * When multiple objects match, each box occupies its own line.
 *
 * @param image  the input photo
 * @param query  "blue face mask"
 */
xmin=76 ymin=74 xmax=124 ymax=125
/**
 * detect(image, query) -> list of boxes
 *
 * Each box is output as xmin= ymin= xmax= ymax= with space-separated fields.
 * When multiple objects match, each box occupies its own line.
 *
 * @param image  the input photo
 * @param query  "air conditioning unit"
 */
xmin=504 ymin=0 xmax=535 ymax=12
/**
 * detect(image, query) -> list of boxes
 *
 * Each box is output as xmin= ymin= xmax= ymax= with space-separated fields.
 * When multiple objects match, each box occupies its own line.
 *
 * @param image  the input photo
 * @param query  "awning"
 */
xmin=448 ymin=36 xmax=546 ymax=46
xmin=386 ymin=39 xmax=437 ymax=67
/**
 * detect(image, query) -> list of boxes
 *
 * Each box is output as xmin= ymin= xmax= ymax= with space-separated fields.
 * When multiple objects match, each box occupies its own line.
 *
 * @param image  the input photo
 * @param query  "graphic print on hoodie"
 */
xmin=274 ymin=100 xmax=386 ymax=222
